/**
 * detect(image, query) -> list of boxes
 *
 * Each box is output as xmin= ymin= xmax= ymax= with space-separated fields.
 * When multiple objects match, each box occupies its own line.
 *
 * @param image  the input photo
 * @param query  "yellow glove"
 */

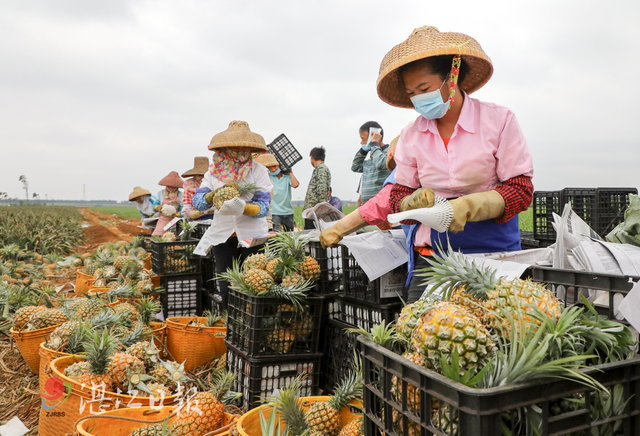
xmin=154 ymin=205 xmax=162 ymax=212
xmin=189 ymin=210 xmax=204 ymax=219
xmin=173 ymin=213 xmax=181 ymax=218
xmin=320 ymin=210 xmax=368 ymax=248
xmin=400 ymin=187 xmax=435 ymax=212
xmin=204 ymin=191 xmax=215 ymax=206
xmin=448 ymin=191 xmax=505 ymax=233
xmin=243 ymin=204 xmax=260 ymax=217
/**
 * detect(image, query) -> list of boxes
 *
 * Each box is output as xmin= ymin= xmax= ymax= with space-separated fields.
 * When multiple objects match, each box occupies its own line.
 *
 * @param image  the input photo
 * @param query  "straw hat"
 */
xmin=158 ymin=171 xmax=184 ymax=188
xmin=182 ymin=156 xmax=210 ymax=178
xmin=128 ymin=186 xmax=151 ymax=201
xmin=377 ymin=26 xmax=493 ymax=108
xmin=254 ymin=153 xmax=278 ymax=167
xmin=386 ymin=136 xmax=399 ymax=171
xmin=208 ymin=120 xmax=267 ymax=152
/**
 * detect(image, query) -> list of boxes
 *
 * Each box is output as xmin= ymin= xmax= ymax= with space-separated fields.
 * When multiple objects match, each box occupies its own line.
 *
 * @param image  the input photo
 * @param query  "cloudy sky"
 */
xmin=1 ymin=0 xmax=638 ymax=203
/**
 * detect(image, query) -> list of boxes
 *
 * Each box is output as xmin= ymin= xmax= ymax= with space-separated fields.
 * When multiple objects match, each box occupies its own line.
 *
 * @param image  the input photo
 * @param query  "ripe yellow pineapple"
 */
xmin=25 ymin=308 xmax=68 ymax=331
xmin=242 ymin=268 xmax=274 ymax=294
xmin=305 ymin=371 xmax=362 ymax=436
xmin=338 ymin=416 xmax=364 ymax=436
xmin=299 ymin=256 xmax=321 ymax=281
xmin=211 ymin=182 xmax=258 ymax=210
xmin=265 ymin=258 xmax=283 ymax=280
xmin=391 ymin=351 xmax=426 ymax=414
xmin=113 ymin=256 xmax=129 ymax=271
xmin=395 ymin=299 xmax=434 ymax=344
xmin=281 ymin=272 xmax=304 ymax=287
xmin=242 ymin=252 xmax=269 ymax=271
xmin=11 ymin=305 xmax=46 ymax=329
xmin=107 ymin=352 xmax=146 ymax=392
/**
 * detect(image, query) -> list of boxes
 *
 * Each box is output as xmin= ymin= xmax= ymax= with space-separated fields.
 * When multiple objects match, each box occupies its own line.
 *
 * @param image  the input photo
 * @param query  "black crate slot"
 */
xmin=595 ymin=188 xmax=637 ymax=236
xmin=360 ymin=336 xmax=640 ymax=436
xmin=320 ymin=318 xmax=359 ymax=394
xmin=201 ymin=252 xmax=216 ymax=292
xmin=148 ymin=240 xmax=201 ymax=276
xmin=226 ymin=344 xmax=321 ymax=410
xmin=226 ymin=289 xmax=323 ymax=357
xmin=305 ymin=240 xmax=343 ymax=294
xmin=266 ymin=134 xmax=303 ymax=172
xmin=337 ymin=297 xmax=402 ymax=333
xmin=533 ymin=190 xmax=562 ymax=241
xmin=342 ymin=245 xmax=406 ymax=303
xmin=160 ymin=274 xmax=202 ymax=318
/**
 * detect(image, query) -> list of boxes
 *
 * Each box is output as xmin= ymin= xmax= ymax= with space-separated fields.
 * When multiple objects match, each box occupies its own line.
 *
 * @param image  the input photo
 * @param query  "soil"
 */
xmin=77 ymin=208 xmax=150 ymax=251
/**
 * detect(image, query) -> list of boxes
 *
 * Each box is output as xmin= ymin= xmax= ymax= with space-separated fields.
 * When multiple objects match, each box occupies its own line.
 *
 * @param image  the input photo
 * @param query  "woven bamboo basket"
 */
xmin=75 ymin=272 xmax=95 ymax=296
xmin=10 ymin=324 xmax=59 ymax=374
xmin=74 ymin=406 xmax=239 ymax=436
xmin=39 ymin=355 xmax=179 ymax=436
xmin=166 ymin=317 xmax=226 ymax=372
xmin=237 ymin=397 xmax=361 ymax=436
xmin=87 ymin=286 xmax=111 ymax=296
xmin=149 ymin=321 xmax=167 ymax=356
xmin=39 ymin=343 xmax=73 ymax=396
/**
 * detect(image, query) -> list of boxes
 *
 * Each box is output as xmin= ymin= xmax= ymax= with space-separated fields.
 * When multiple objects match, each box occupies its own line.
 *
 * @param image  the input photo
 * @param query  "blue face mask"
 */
xmin=410 ymin=78 xmax=449 ymax=120
xmin=270 ymin=169 xmax=281 ymax=176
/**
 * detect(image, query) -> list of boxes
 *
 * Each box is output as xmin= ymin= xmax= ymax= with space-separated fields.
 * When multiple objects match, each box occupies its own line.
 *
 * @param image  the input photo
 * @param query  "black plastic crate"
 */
xmin=595 ymin=187 xmax=637 ymax=236
xmin=562 ymin=188 xmax=598 ymax=234
xmin=226 ymin=343 xmax=321 ymax=410
xmin=226 ymin=289 xmax=324 ymax=357
xmin=519 ymin=231 xmax=540 ymax=250
xmin=360 ymin=336 xmax=640 ymax=436
xmin=267 ymin=133 xmax=302 ymax=172
xmin=176 ymin=220 xmax=210 ymax=240
xmin=160 ymin=273 xmax=202 ymax=318
xmin=148 ymin=239 xmax=201 ymax=276
xmin=341 ymin=246 xmax=406 ymax=303
xmin=305 ymin=240 xmax=343 ymax=295
xmin=336 ymin=297 xmax=402 ymax=333
xmin=201 ymin=252 xmax=216 ymax=292
xmin=533 ymin=190 xmax=563 ymax=241
xmin=320 ymin=318 xmax=359 ymax=394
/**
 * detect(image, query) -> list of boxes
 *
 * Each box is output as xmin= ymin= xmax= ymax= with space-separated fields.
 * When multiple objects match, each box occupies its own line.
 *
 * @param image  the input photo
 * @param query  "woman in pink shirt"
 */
xmin=377 ymin=26 xmax=534 ymax=302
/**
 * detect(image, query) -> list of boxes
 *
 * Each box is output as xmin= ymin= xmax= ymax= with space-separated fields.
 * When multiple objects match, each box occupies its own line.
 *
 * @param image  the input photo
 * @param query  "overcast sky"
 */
xmin=1 ymin=0 xmax=638 ymax=203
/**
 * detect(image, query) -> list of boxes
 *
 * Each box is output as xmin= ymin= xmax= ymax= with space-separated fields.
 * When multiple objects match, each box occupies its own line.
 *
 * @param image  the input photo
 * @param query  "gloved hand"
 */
xmin=189 ymin=210 xmax=204 ymax=220
xmin=320 ymin=210 xmax=368 ymax=248
xmin=204 ymin=191 xmax=215 ymax=206
xmin=161 ymin=204 xmax=177 ymax=217
xmin=448 ymin=191 xmax=505 ymax=233
xmin=217 ymin=197 xmax=246 ymax=216
xmin=400 ymin=187 xmax=435 ymax=212
xmin=154 ymin=205 xmax=162 ymax=212
xmin=243 ymin=204 xmax=260 ymax=217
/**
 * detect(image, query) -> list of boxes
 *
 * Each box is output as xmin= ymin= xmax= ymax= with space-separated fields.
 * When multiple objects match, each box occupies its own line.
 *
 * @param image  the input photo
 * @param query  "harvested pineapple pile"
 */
xmin=369 ymin=247 xmax=638 ymax=435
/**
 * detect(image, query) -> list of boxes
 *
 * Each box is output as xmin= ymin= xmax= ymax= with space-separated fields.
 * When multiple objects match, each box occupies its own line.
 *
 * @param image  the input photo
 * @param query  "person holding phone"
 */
xmin=351 ymin=121 xmax=392 ymax=205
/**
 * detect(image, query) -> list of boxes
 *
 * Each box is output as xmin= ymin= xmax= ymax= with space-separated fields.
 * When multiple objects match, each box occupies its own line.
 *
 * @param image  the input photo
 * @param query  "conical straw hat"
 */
xmin=253 ymin=153 xmax=278 ymax=167
xmin=158 ymin=171 xmax=184 ymax=188
xmin=377 ymin=26 xmax=493 ymax=108
xmin=386 ymin=136 xmax=400 ymax=171
xmin=128 ymin=186 xmax=151 ymax=201
xmin=208 ymin=120 xmax=267 ymax=152
xmin=182 ymin=156 xmax=210 ymax=177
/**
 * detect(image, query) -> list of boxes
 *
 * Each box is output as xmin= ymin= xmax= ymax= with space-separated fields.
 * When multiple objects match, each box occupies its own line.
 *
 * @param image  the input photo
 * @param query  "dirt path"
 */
xmin=78 ymin=208 xmax=150 ymax=250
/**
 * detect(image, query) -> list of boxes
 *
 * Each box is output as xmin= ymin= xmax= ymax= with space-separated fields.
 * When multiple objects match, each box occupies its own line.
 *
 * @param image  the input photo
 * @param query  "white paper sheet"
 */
xmin=341 ymin=230 xmax=408 ymax=281
xmin=617 ymin=280 xmax=640 ymax=330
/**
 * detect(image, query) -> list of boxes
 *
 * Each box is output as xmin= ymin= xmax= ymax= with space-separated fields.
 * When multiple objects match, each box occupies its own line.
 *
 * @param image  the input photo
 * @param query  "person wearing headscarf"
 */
xmin=192 ymin=121 xmax=273 ymax=309
xmin=181 ymin=156 xmax=214 ymax=221
xmin=128 ymin=186 xmax=160 ymax=219
xmin=152 ymin=171 xmax=184 ymax=236
xmin=377 ymin=26 xmax=534 ymax=302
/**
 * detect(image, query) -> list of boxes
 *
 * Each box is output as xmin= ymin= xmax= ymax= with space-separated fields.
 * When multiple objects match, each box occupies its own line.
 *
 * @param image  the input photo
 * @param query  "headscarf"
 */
xmin=163 ymin=187 xmax=179 ymax=200
xmin=183 ymin=176 xmax=203 ymax=193
xmin=210 ymin=149 xmax=252 ymax=183
xmin=136 ymin=195 xmax=155 ymax=216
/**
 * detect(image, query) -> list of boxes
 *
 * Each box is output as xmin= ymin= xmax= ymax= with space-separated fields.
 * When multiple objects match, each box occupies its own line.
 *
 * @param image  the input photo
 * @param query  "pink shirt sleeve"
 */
xmin=359 ymin=184 xmax=394 ymax=225
xmin=393 ymin=125 xmax=422 ymax=189
xmin=495 ymin=110 xmax=534 ymax=181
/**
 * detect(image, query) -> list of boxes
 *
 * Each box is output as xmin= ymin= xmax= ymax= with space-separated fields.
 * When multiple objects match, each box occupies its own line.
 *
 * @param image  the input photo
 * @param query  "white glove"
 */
xmin=161 ymin=204 xmax=177 ymax=217
xmin=217 ymin=197 xmax=246 ymax=216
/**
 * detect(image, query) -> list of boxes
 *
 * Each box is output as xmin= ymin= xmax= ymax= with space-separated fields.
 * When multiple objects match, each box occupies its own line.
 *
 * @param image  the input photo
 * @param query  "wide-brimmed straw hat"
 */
xmin=253 ymin=153 xmax=278 ymax=167
xmin=208 ymin=121 xmax=267 ymax=152
xmin=128 ymin=186 xmax=151 ymax=201
xmin=386 ymin=136 xmax=400 ymax=171
xmin=377 ymin=26 xmax=493 ymax=108
xmin=158 ymin=171 xmax=184 ymax=188
xmin=182 ymin=156 xmax=210 ymax=178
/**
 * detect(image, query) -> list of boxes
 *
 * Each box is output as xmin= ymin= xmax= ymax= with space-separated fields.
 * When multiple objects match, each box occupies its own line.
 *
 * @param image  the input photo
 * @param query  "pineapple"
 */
xmin=140 ymin=382 xmax=172 ymax=398
xmin=162 ymin=232 xmax=176 ymax=242
xmin=242 ymin=268 xmax=274 ymax=294
xmin=25 ymin=308 xmax=68 ymax=331
xmin=11 ymin=305 xmax=46 ymax=329
xmin=171 ymin=370 xmax=236 ymax=436
xmin=396 ymin=299 xmax=434 ymax=344
xmin=112 ymin=302 xmax=141 ymax=324
xmin=64 ymin=361 xmax=91 ymax=380
xmin=391 ymin=351 xmax=427 ymax=414
xmin=126 ymin=341 xmax=160 ymax=371
xmin=76 ymin=329 xmax=117 ymax=392
xmin=48 ymin=321 xmax=86 ymax=350
xmin=242 ymin=252 xmax=269 ymax=271
xmin=265 ymin=258 xmax=283 ymax=280
xmin=107 ymin=352 xmax=146 ymax=392
xmin=211 ymin=182 xmax=259 ymax=210
xmin=113 ymin=256 xmax=129 ymax=271
xmin=411 ymin=302 xmax=494 ymax=376
xmin=149 ymin=360 xmax=192 ymax=391
xmin=266 ymin=329 xmax=295 ymax=353
xmin=73 ymin=297 xmax=107 ymax=320
xmin=338 ymin=416 xmax=364 ymax=436
xmin=281 ymin=272 xmax=304 ymax=287
xmin=305 ymin=370 xmax=362 ymax=436
xmin=299 ymin=256 xmax=321 ymax=282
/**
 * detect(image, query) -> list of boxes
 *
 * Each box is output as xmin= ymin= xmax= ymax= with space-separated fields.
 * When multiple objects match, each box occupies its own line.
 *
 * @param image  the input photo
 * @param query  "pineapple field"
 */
xmin=0 ymin=205 xmax=638 ymax=436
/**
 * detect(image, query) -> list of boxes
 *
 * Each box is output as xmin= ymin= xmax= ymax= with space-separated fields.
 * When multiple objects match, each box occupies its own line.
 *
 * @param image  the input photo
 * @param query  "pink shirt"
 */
xmin=360 ymin=184 xmax=393 ymax=225
xmin=394 ymin=94 xmax=534 ymax=247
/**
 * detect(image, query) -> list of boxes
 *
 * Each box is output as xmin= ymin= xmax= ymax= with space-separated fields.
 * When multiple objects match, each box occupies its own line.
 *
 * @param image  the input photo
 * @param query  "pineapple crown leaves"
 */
xmin=118 ymin=323 xmax=150 ymax=349
xmin=206 ymin=369 xmax=237 ymax=401
xmin=260 ymin=404 xmax=290 ymax=436
xmin=218 ymin=259 xmax=253 ymax=294
xmin=135 ymin=297 xmax=162 ymax=326
xmin=348 ymin=320 xmax=398 ymax=351
xmin=265 ymin=282 xmax=310 ymax=313
xmin=159 ymin=360 xmax=193 ymax=384
xmin=178 ymin=219 xmax=198 ymax=241
xmin=269 ymin=231 xmax=309 ymax=262
xmin=63 ymin=323 xmax=92 ymax=354
xmin=439 ymin=347 xmax=491 ymax=387
xmin=83 ymin=328 xmax=116 ymax=376
xmin=328 ymin=369 xmax=363 ymax=411
xmin=415 ymin=240 xmax=503 ymax=301
xmin=202 ymin=310 xmax=223 ymax=327
xmin=267 ymin=373 xmax=308 ymax=436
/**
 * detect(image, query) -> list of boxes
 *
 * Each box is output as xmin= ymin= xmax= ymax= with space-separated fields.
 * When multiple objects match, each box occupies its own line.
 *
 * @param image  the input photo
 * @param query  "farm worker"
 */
xmin=128 ymin=186 xmax=160 ymax=219
xmin=378 ymin=26 xmax=534 ymax=302
xmin=181 ymin=156 xmax=214 ymax=221
xmin=152 ymin=171 xmax=184 ymax=236
xmin=351 ymin=121 xmax=392 ymax=205
xmin=192 ymin=120 xmax=272 ymax=309
xmin=320 ymin=136 xmax=401 ymax=249
xmin=327 ymin=188 xmax=343 ymax=213
xmin=303 ymin=146 xmax=331 ymax=230
xmin=255 ymin=153 xmax=300 ymax=232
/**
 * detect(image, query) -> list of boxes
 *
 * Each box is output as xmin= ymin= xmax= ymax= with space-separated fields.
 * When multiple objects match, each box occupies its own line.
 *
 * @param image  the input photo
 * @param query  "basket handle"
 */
xmin=182 ymin=316 xmax=201 ymax=331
